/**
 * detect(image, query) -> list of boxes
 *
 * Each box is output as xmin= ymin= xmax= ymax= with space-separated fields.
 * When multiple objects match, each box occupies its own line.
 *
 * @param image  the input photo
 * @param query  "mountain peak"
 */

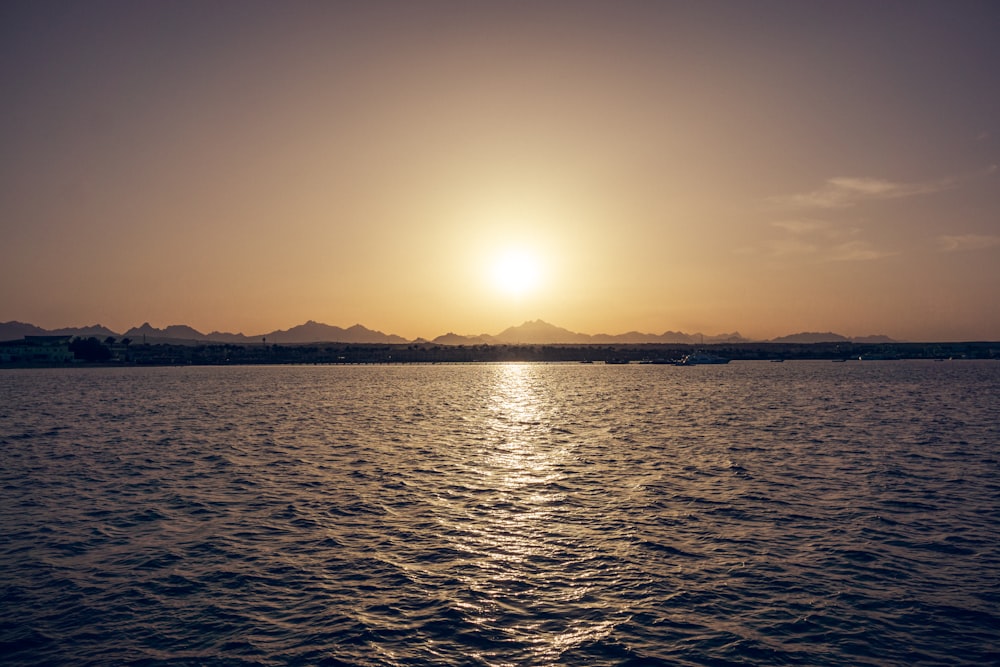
xmin=771 ymin=331 xmax=850 ymax=343
xmin=494 ymin=320 xmax=589 ymax=344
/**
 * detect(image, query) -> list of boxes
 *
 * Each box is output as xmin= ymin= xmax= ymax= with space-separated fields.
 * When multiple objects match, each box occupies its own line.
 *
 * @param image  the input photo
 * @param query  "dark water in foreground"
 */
xmin=1 ymin=361 xmax=998 ymax=666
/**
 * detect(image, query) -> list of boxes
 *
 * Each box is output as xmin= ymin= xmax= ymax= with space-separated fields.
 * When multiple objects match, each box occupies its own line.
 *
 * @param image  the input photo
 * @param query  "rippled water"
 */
xmin=2 ymin=361 xmax=999 ymax=666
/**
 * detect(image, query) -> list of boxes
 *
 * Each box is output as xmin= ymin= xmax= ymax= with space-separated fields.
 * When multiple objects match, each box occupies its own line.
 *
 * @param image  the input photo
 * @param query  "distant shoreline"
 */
xmin=2 ymin=341 xmax=997 ymax=367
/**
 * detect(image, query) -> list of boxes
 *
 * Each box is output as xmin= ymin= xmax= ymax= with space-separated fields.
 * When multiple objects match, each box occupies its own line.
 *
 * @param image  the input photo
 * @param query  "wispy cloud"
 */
xmin=758 ymin=238 xmax=820 ymax=258
xmin=938 ymin=234 xmax=1000 ymax=252
xmin=827 ymin=240 xmax=898 ymax=262
xmin=744 ymin=220 xmax=893 ymax=262
xmin=773 ymin=175 xmax=952 ymax=209
xmin=769 ymin=219 xmax=861 ymax=239
xmin=769 ymin=219 xmax=830 ymax=234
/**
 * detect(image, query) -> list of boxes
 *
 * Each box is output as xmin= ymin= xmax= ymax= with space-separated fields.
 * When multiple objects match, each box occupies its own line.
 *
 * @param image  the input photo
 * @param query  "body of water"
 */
xmin=2 ymin=361 xmax=998 ymax=665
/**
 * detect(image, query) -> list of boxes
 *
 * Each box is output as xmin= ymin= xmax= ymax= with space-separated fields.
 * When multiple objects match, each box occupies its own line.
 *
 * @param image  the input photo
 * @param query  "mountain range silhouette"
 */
xmin=0 ymin=319 xmax=894 ymax=345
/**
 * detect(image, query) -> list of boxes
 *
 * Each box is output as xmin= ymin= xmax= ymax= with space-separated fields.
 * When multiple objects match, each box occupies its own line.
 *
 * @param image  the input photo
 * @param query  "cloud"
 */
xmin=746 ymin=221 xmax=890 ymax=262
xmin=938 ymin=234 xmax=1000 ymax=252
xmin=760 ymin=238 xmax=819 ymax=257
xmin=773 ymin=175 xmax=952 ymax=209
xmin=770 ymin=219 xmax=830 ymax=234
xmin=827 ymin=240 xmax=898 ymax=262
xmin=770 ymin=219 xmax=861 ymax=239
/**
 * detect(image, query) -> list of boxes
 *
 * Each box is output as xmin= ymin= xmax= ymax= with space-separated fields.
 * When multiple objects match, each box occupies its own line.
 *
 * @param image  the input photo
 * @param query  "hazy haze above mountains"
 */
xmin=1 ymin=319 xmax=899 ymax=345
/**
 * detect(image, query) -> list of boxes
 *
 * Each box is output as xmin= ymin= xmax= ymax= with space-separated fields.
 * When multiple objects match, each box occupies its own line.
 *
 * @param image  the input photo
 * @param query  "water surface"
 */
xmin=2 ymin=361 xmax=998 ymax=665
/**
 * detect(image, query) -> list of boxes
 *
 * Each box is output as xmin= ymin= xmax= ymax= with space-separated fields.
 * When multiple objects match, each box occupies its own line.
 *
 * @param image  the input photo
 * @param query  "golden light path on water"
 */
xmin=446 ymin=364 xmax=620 ymax=665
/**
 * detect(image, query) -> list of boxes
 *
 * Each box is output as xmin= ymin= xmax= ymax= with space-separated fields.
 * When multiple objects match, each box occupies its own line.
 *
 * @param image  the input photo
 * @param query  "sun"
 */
xmin=490 ymin=248 xmax=542 ymax=297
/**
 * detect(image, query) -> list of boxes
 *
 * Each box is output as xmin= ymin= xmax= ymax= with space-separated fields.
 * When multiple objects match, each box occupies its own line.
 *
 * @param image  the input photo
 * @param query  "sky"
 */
xmin=2 ymin=1 xmax=998 ymax=342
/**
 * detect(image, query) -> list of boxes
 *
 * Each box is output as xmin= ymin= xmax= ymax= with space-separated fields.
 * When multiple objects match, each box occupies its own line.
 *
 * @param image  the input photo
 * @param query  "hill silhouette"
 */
xmin=118 ymin=320 xmax=407 ymax=345
xmin=265 ymin=321 xmax=407 ymax=344
xmin=770 ymin=332 xmax=851 ymax=344
xmin=433 ymin=320 xmax=750 ymax=345
xmin=1 ymin=319 xmax=895 ymax=345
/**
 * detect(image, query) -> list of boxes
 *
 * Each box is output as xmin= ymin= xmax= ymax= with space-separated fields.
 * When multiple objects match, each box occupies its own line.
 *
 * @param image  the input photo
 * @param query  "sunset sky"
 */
xmin=2 ymin=1 xmax=998 ymax=341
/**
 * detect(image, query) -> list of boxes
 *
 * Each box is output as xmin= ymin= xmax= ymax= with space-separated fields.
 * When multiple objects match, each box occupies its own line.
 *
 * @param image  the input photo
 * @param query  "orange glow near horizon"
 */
xmin=1 ymin=4 xmax=998 ymax=342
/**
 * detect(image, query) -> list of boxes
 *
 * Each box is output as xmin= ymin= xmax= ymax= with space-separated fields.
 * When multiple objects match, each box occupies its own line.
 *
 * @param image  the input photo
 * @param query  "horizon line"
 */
xmin=0 ymin=317 xmax=946 ymax=344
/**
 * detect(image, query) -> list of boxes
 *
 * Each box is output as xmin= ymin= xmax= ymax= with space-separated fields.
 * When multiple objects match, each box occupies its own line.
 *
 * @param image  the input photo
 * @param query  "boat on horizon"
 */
xmin=675 ymin=352 xmax=730 ymax=365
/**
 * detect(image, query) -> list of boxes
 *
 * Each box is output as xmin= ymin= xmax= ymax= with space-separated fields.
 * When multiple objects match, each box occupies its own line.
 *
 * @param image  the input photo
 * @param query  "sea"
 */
xmin=1 ymin=361 xmax=998 ymax=666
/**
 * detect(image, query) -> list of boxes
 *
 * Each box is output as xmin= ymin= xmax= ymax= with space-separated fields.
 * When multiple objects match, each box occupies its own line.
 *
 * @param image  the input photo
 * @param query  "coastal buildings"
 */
xmin=0 ymin=335 xmax=74 ymax=364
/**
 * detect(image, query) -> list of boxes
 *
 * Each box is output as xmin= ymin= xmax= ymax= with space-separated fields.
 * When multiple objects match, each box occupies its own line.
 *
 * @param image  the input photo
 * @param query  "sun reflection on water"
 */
xmin=442 ymin=364 xmax=620 ymax=665
xmin=484 ymin=364 xmax=561 ymax=492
